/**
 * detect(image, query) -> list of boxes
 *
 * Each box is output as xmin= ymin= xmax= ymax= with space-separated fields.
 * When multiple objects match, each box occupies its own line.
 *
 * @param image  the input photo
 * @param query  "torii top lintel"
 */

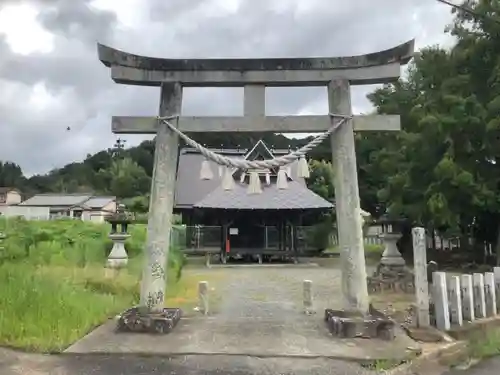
xmin=97 ymin=40 xmax=415 ymax=87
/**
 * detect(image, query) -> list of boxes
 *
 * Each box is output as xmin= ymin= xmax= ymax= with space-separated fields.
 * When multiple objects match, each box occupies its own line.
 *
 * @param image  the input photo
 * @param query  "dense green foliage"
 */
xmin=0 ymin=217 xmax=185 ymax=351
xmin=366 ymin=1 xmax=500 ymax=253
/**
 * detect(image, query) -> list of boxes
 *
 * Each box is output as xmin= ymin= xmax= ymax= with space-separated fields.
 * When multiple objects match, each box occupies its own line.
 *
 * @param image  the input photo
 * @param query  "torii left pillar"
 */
xmin=139 ymin=82 xmax=182 ymax=311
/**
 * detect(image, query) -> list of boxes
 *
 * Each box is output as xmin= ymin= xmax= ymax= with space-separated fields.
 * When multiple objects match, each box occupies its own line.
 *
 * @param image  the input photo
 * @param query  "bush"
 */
xmin=364 ymin=243 xmax=385 ymax=260
xmin=0 ymin=216 xmax=186 ymax=352
xmin=0 ymin=217 xmax=183 ymax=268
xmin=308 ymin=220 xmax=333 ymax=251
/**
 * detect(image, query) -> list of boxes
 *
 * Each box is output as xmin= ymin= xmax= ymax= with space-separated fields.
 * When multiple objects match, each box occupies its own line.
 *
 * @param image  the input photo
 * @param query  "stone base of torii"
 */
xmin=96 ymin=39 xmax=416 ymax=336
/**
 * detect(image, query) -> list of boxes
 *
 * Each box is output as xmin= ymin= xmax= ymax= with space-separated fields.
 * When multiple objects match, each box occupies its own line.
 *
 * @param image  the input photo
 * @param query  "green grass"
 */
xmin=467 ymin=328 xmax=500 ymax=359
xmin=0 ymin=217 xmax=191 ymax=352
xmin=325 ymin=243 xmax=385 ymax=258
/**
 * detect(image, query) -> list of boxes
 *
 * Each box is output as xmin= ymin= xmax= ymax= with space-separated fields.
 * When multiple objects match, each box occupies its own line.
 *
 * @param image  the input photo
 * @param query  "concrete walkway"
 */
xmin=0 ymin=349 xmax=376 ymax=375
xmin=66 ymin=266 xmax=419 ymax=362
xmin=4 ymin=348 xmax=499 ymax=374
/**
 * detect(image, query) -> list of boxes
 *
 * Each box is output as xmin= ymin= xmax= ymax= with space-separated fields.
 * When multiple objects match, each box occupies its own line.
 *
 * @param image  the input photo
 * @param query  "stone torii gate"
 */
xmin=97 ymin=40 xmax=414 ymax=319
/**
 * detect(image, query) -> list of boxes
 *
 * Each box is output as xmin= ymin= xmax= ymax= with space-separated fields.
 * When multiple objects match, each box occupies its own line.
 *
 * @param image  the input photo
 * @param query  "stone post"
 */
xmin=328 ymin=79 xmax=369 ymax=316
xmin=303 ymin=279 xmax=313 ymax=314
xmin=432 ymin=271 xmax=450 ymax=331
xmin=412 ymin=227 xmax=430 ymax=327
xmin=460 ymin=274 xmax=475 ymax=322
xmin=448 ymin=276 xmax=463 ymax=326
xmin=140 ymin=82 xmax=183 ymax=312
xmin=484 ymin=272 xmax=496 ymax=317
xmin=472 ymin=273 xmax=486 ymax=319
xmin=494 ymin=267 xmax=500 ymax=311
xmin=198 ymin=281 xmax=209 ymax=315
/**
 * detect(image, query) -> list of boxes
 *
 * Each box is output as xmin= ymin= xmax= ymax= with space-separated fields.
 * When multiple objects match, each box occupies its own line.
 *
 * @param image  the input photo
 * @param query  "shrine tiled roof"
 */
xmin=192 ymin=180 xmax=333 ymax=210
xmin=174 ymin=145 xmax=333 ymax=211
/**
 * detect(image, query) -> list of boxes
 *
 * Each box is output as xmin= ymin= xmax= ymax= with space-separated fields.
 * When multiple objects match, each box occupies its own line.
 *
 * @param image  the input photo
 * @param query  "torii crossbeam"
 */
xmin=97 ymin=39 xmax=414 ymax=322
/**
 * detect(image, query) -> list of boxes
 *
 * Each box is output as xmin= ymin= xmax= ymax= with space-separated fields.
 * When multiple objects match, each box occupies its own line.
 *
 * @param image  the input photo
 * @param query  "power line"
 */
xmin=436 ymin=0 xmax=500 ymax=25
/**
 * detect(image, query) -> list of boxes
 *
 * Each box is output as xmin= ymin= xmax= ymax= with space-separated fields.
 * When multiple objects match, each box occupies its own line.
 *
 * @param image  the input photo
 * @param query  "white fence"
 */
xmin=430 ymin=268 xmax=500 ymax=330
xmin=330 ymin=234 xmax=384 ymax=247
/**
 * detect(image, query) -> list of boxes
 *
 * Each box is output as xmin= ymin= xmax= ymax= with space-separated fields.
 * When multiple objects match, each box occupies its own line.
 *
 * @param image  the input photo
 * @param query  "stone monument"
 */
xmin=97 ymin=39 xmax=415 ymax=333
xmin=105 ymin=204 xmax=132 ymax=269
xmin=368 ymin=217 xmax=415 ymax=293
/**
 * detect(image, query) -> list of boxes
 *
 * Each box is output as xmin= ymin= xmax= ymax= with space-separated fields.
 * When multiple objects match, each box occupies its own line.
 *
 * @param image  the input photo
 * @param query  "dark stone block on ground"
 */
xmin=116 ymin=307 xmax=182 ymax=334
xmin=324 ymin=307 xmax=395 ymax=340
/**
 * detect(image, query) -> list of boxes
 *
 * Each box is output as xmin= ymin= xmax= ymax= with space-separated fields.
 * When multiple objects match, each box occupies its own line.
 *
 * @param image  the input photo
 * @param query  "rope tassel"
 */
xmin=277 ymin=167 xmax=288 ymax=190
xmin=222 ymin=167 xmax=235 ymax=190
xmin=265 ymin=171 xmax=271 ymax=185
xmin=247 ymin=171 xmax=262 ymax=195
xmin=199 ymin=159 xmax=214 ymax=180
xmin=297 ymin=155 xmax=310 ymax=178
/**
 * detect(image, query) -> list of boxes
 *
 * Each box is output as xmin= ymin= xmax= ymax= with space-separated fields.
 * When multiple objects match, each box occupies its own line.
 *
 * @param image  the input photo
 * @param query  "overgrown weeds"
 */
xmin=0 ymin=217 xmax=186 ymax=352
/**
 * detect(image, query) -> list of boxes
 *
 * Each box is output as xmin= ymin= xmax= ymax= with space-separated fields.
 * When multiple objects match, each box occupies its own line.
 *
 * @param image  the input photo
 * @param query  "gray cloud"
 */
xmin=36 ymin=0 xmax=117 ymax=43
xmin=0 ymin=0 xmax=454 ymax=176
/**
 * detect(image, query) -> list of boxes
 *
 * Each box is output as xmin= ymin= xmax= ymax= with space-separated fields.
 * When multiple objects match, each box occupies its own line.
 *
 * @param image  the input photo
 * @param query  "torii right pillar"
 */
xmin=329 ymin=79 xmax=369 ymax=316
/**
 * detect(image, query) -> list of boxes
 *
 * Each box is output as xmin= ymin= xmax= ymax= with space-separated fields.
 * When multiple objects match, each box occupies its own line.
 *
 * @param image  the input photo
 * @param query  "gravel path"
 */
xmin=214 ymin=265 xmax=345 ymax=319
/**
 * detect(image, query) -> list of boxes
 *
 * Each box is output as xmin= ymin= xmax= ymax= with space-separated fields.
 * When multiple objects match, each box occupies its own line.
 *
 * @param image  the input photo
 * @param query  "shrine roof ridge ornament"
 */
xmin=97 ymin=39 xmax=415 ymax=87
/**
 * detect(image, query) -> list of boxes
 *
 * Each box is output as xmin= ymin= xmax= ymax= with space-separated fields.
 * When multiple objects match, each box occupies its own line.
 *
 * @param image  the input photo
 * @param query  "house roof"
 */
xmin=83 ymin=196 xmax=115 ymax=209
xmin=20 ymin=194 xmax=91 ymax=206
xmin=193 ymin=180 xmax=333 ymax=210
xmin=20 ymin=194 xmax=116 ymax=209
xmin=175 ymin=144 xmax=332 ymax=211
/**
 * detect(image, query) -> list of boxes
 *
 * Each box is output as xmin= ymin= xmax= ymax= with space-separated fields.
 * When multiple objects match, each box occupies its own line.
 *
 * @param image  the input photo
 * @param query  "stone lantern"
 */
xmin=105 ymin=203 xmax=133 ymax=268
xmin=367 ymin=216 xmax=414 ymax=293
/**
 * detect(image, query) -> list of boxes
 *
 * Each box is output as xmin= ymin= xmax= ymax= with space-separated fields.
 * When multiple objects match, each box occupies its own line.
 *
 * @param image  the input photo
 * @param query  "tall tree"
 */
xmin=97 ymin=157 xmax=151 ymax=199
xmin=365 ymin=0 xmax=500 ymax=259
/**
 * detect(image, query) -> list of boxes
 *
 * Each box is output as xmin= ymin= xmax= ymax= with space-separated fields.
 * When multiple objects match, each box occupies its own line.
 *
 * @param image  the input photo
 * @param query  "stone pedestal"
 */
xmin=380 ymin=233 xmax=405 ymax=267
xmin=368 ymin=232 xmax=415 ymax=293
xmin=0 ymin=232 xmax=5 ymax=256
xmin=106 ymin=233 xmax=130 ymax=269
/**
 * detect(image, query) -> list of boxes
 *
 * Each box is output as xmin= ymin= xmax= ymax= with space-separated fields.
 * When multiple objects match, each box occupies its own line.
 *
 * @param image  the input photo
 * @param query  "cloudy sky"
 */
xmin=0 ymin=0 xmax=455 ymax=176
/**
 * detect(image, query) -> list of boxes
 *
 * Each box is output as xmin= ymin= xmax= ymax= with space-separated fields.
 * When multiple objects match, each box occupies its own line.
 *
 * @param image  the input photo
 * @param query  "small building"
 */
xmin=174 ymin=141 xmax=333 ymax=261
xmin=0 ymin=187 xmax=22 ymax=207
xmin=0 ymin=187 xmax=23 ymax=216
xmin=17 ymin=194 xmax=117 ymax=222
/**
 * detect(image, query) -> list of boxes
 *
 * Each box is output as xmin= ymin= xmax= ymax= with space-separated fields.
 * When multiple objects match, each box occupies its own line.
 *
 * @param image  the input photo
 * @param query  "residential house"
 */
xmin=0 ymin=187 xmax=22 ymax=216
xmin=0 ymin=187 xmax=22 ymax=206
xmin=18 ymin=194 xmax=117 ymax=222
